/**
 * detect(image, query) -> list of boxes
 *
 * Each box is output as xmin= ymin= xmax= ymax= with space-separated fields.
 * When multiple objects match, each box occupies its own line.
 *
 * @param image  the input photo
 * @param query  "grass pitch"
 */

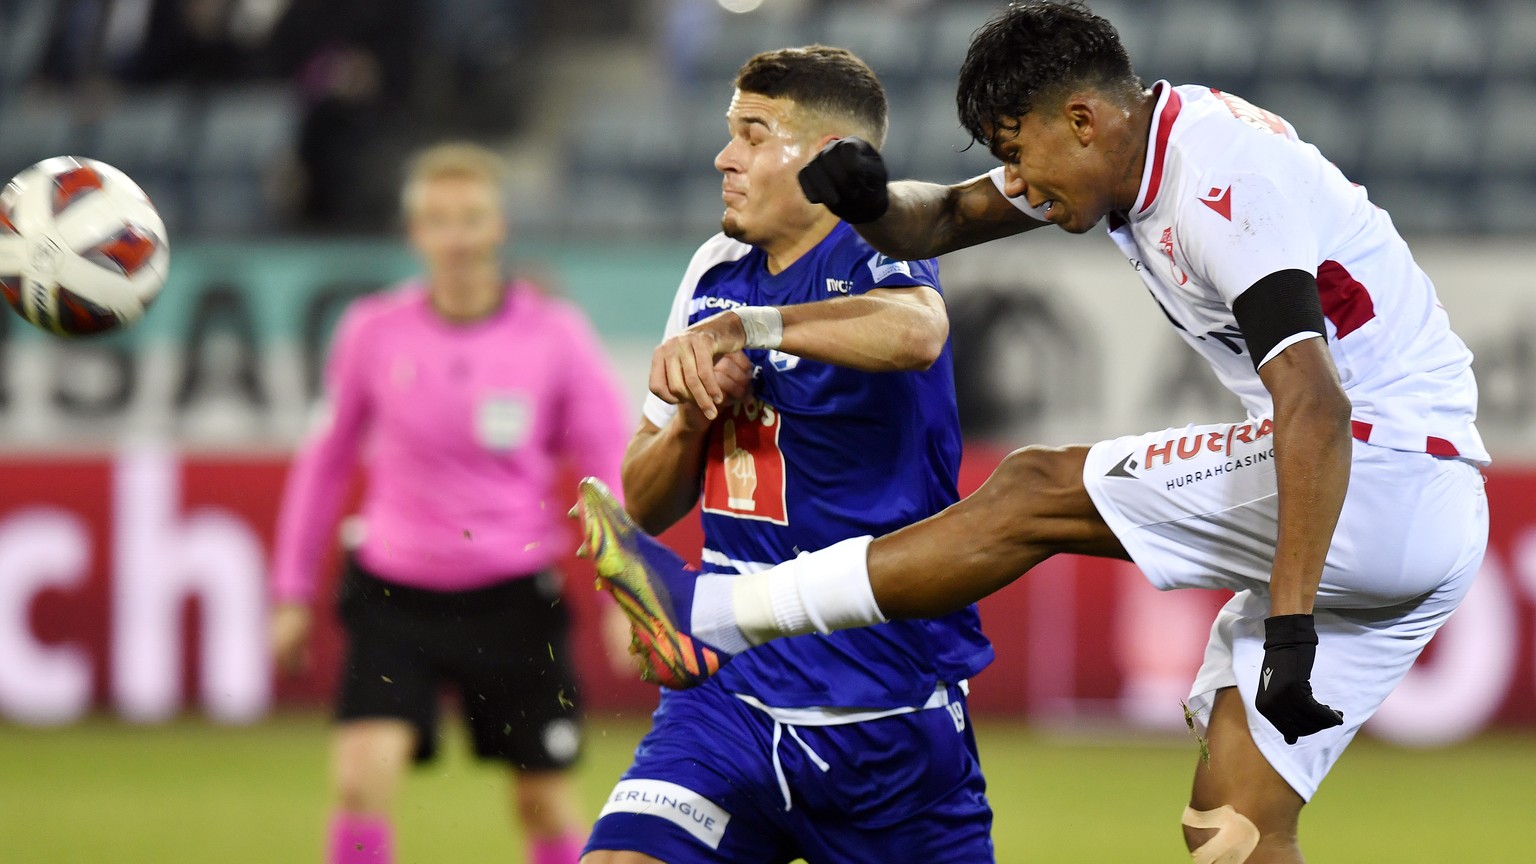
xmin=2 ymin=713 xmax=1531 ymax=862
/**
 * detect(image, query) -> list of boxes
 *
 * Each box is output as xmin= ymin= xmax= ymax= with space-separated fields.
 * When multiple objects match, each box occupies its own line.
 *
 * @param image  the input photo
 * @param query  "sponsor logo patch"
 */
xmin=688 ymin=295 xmax=745 ymax=316
xmin=1107 ymin=419 xmax=1279 ymax=491
xmin=599 ymin=779 xmax=731 ymax=849
xmin=867 ymin=253 xmax=913 ymax=283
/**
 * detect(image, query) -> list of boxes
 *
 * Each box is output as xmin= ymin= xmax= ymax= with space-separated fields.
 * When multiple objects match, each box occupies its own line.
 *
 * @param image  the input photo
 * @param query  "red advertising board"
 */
xmin=3 ymin=449 xmax=1533 ymax=745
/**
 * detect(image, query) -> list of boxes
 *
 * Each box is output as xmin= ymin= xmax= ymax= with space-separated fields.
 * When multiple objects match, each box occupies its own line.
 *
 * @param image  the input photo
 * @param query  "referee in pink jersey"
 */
xmin=269 ymin=143 xmax=632 ymax=864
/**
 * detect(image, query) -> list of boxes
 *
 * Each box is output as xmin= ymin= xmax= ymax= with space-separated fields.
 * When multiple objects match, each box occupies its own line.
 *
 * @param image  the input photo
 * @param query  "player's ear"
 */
xmin=1065 ymin=95 xmax=1098 ymax=146
xmin=813 ymin=132 xmax=842 ymax=153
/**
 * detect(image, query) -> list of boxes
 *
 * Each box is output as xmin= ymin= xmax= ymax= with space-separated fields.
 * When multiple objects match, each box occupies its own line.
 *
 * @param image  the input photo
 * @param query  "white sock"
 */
xmin=691 ymin=575 xmax=753 ymax=654
xmin=732 ymin=536 xmax=885 ymax=646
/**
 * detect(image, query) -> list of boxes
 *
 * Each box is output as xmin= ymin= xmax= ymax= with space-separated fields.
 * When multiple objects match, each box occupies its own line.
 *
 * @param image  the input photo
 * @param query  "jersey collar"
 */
xmin=1131 ymin=81 xmax=1183 ymax=217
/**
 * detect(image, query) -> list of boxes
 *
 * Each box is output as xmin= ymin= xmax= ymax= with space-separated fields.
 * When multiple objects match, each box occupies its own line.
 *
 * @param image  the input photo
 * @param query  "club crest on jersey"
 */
xmin=1198 ymin=185 xmax=1233 ymax=221
xmin=1159 ymin=227 xmax=1189 ymax=286
xmin=476 ymin=392 xmax=532 ymax=452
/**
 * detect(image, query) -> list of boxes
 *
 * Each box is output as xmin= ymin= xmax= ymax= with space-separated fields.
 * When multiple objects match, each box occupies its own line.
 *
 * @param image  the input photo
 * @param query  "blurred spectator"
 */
xmin=124 ymin=0 xmax=282 ymax=84
xmin=415 ymin=0 xmax=536 ymax=135
xmin=34 ymin=0 xmax=146 ymax=85
xmin=34 ymin=0 xmax=284 ymax=86
xmin=266 ymin=0 xmax=421 ymax=232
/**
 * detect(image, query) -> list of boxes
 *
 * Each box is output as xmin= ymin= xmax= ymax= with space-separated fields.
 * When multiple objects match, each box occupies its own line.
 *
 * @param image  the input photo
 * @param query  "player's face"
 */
xmin=987 ymin=99 xmax=1121 ymax=235
xmin=406 ymin=174 xmax=507 ymax=279
xmin=714 ymin=90 xmax=828 ymax=249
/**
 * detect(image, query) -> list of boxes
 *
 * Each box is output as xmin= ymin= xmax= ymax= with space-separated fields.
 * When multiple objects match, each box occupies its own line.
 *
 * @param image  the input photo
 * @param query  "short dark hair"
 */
xmin=735 ymin=45 xmax=888 ymax=146
xmin=957 ymin=1 xmax=1139 ymax=147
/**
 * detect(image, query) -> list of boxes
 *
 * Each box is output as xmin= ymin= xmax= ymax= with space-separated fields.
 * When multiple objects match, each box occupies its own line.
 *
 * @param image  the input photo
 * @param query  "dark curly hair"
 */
xmin=957 ymin=1 xmax=1140 ymax=147
xmin=736 ymin=45 xmax=888 ymax=146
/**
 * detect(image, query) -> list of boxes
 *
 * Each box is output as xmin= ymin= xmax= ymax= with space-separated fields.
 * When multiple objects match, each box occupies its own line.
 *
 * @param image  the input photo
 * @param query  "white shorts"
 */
xmin=1083 ymin=418 xmax=1489 ymax=800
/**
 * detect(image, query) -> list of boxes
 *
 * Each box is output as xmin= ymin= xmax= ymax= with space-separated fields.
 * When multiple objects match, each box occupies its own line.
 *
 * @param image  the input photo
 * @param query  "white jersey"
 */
xmin=994 ymin=81 xmax=1489 ymax=464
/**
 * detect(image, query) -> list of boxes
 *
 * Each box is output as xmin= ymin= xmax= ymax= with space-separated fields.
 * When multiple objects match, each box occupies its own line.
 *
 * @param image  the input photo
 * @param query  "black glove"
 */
xmin=797 ymin=137 xmax=890 ymax=224
xmin=1255 ymin=614 xmax=1344 ymax=744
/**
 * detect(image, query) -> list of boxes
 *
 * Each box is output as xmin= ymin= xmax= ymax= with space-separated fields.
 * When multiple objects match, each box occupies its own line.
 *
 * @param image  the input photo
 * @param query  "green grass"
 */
xmin=2 ymin=714 xmax=1531 ymax=862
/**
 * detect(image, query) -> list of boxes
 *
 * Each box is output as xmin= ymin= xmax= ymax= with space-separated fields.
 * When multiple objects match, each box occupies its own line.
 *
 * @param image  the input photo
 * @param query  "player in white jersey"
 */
xmin=576 ymin=3 xmax=1489 ymax=863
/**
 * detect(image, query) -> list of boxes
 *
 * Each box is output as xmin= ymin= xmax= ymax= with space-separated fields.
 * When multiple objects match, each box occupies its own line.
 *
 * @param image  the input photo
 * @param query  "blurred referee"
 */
xmin=269 ymin=142 xmax=631 ymax=864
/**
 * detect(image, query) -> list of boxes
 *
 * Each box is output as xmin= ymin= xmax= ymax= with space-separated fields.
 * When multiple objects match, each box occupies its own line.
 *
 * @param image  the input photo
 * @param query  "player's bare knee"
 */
xmin=333 ymin=770 xmax=391 ymax=816
xmin=513 ymin=782 xmax=566 ymax=834
xmin=331 ymin=747 xmax=402 ymax=815
xmin=1182 ymin=804 xmax=1261 ymax=863
xmin=982 ymin=445 xmax=1090 ymax=532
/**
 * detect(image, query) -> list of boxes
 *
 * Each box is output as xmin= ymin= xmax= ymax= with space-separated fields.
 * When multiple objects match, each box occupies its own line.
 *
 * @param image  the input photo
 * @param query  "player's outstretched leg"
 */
xmin=1184 ymin=688 xmax=1304 ymax=864
xmin=668 ymin=445 xmax=1129 ymax=649
xmin=576 ymin=477 xmax=728 ymax=688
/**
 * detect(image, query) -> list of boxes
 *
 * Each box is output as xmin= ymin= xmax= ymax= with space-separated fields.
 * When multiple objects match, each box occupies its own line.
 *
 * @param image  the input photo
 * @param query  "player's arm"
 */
xmin=779 ymin=285 xmax=947 ymax=369
xmin=551 ymin=304 xmax=632 ymax=494
xmin=1235 ymin=268 xmax=1351 ymax=743
xmin=621 ymin=415 xmax=709 ymax=535
xmin=862 ymin=176 xmax=1045 ymax=259
xmin=798 ymin=138 xmax=1044 ymax=259
xmin=1258 ymin=334 xmax=1352 ymax=618
xmin=269 ymin=306 xmax=374 ymax=674
xmin=622 ymin=352 xmax=754 ymax=534
xmin=649 ymin=286 xmax=945 ymax=420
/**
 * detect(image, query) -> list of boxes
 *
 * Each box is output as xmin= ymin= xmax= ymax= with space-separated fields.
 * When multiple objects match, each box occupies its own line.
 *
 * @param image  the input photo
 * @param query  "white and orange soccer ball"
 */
xmin=0 ymin=156 xmax=169 ymax=335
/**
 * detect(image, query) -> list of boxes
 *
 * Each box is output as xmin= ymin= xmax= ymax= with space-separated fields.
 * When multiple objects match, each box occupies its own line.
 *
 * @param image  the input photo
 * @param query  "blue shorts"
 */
xmin=586 ymin=680 xmax=993 ymax=863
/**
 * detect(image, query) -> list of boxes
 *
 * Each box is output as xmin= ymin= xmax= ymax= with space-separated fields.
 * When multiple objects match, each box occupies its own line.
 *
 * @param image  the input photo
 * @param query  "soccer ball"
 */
xmin=0 ymin=156 xmax=169 ymax=336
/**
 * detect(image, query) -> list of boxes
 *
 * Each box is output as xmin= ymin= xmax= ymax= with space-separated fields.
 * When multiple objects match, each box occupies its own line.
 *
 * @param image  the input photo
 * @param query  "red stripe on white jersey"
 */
xmin=1351 ymin=419 xmax=1461 ymax=458
xmin=1136 ymin=85 xmax=1184 ymax=214
xmin=1317 ymin=260 xmax=1377 ymax=339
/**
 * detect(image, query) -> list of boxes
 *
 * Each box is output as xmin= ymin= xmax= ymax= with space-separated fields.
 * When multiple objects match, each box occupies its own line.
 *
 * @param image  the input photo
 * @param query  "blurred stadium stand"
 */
xmin=1 ymin=0 xmax=1531 ymax=240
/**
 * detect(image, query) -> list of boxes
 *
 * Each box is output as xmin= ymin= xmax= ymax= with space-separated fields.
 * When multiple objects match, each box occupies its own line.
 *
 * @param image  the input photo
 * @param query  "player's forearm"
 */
xmin=1266 ymin=388 xmax=1353 ymax=616
xmin=850 ymin=180 xmax=962 ymax=259
xmin=271 ymin=434 xmax=358 ymax=602
xmin=621 ymin=418 xmax=711 ymax=535
xmin=776 ymin=291 xmax=947 ymax=371
xmin=854 ymin=176 xmax=1042 ymax=259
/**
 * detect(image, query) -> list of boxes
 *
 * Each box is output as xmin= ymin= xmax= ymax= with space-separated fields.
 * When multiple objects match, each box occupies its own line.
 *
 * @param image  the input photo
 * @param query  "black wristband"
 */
xmin=1263 ymin=613 xmax=1319 ymax=649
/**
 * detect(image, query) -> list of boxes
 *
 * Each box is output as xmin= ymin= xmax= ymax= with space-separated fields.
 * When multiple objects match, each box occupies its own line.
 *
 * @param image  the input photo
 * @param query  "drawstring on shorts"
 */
xmin=770 ymin=719 xmax=831 ymax=811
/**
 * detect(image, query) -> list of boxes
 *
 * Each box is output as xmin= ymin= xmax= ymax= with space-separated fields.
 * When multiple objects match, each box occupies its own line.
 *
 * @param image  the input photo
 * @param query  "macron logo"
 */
xmin=1262 ymin=667 xmax=1274 ymax=691
xmin=599 ymin=779 xmax=731 ymax=849
xmin=1199 ymin=185 xmax=1232 ymax=221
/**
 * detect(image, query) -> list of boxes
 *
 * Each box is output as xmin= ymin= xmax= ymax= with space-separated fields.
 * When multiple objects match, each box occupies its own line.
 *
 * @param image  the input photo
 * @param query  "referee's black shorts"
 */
xmin=333 ymin=557 xmax=581 ymax=771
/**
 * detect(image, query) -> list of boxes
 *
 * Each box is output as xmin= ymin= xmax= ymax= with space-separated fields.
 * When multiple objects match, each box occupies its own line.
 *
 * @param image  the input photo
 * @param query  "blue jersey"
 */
xmin=642 ymin=223 xmax=993 ymax=709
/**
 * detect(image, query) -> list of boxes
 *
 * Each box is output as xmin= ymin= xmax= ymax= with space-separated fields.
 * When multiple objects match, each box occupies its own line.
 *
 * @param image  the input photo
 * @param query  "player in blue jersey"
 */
xmin=580 ymin=46 xmax=995 ymax=864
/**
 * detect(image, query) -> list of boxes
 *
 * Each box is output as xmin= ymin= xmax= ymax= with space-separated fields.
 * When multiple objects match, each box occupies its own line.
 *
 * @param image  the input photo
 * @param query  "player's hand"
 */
xmin=1254 ymin=614 xmax=1344 ymax=744
xmin=652 ymin=316 xmax=751 ymax=420
xmin=270 ymin=602 xmax=313 ymax=677
xmin=798 ymin=137 xmax=890 ymax=224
